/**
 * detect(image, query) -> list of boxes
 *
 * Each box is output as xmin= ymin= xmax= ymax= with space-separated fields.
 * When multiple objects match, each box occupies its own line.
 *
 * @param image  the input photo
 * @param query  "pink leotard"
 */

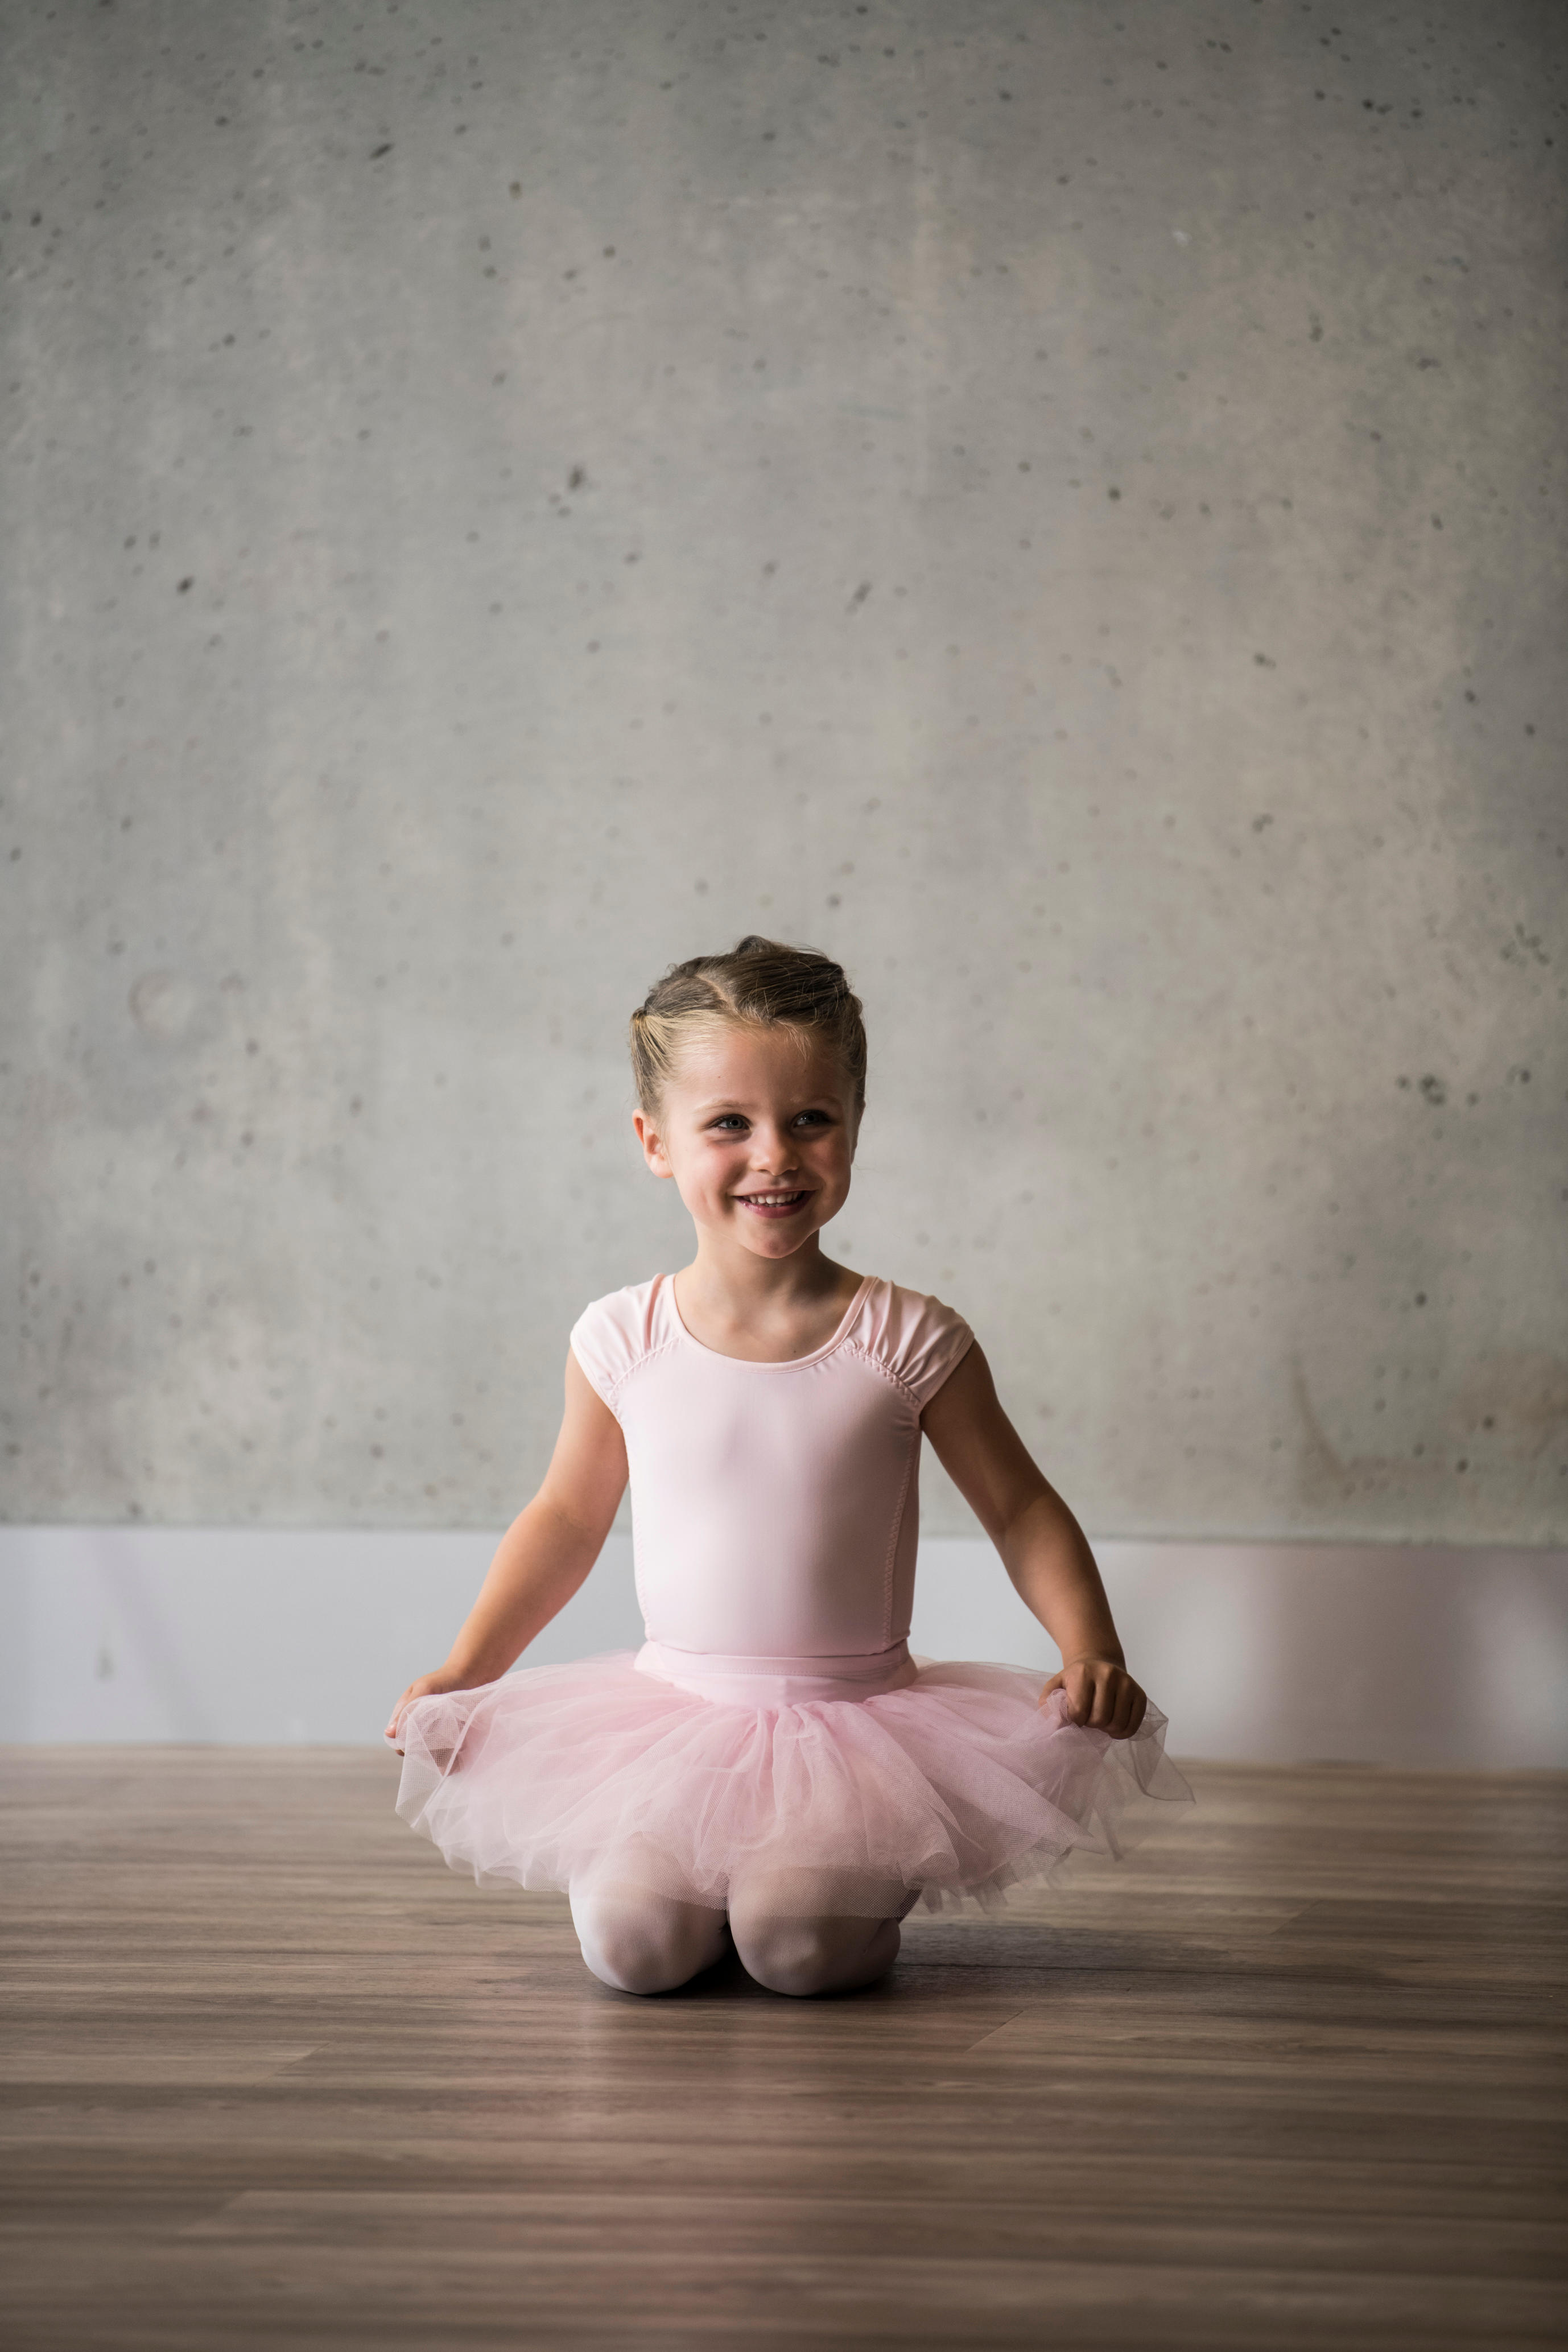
xmin=570 ymin=1273 xmax=973 ymax=1706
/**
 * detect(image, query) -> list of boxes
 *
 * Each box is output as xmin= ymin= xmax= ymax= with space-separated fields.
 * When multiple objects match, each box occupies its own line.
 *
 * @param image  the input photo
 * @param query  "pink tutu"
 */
xmin=394 ymin=1649 xmax=1192 ymax=1917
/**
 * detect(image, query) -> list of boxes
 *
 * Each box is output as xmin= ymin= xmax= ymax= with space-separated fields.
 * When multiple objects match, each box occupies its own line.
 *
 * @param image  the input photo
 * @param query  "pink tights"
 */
xmin=570 ymin=1870 xmax=910 ymax=1998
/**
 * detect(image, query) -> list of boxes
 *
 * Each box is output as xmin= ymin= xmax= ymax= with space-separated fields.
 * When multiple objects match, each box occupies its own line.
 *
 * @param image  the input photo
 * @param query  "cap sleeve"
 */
xmin=568 ymin=1282 xmax=658 ymax=1414
xmin=874 ymin=1285 xmax=975 ymax=1409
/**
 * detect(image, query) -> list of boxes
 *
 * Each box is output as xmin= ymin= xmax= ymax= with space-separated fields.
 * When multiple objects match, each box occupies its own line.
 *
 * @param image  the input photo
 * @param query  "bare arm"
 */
xmin=386 ymin=1350 xmax=628 ymax=1740
xmin=920 ymin=1343 xmax=1146 ymax=1737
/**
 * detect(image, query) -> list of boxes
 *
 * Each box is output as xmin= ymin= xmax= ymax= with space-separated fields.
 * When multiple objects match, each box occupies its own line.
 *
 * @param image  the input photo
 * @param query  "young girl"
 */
xmin=389 ymin=938 xmax=1189 ymax=1997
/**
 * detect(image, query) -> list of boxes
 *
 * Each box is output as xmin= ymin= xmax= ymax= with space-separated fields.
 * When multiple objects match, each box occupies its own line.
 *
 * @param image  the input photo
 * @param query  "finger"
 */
xmin=388 ymin=1686 xmax=424 ymax=1740
xmin=1067 ymin=1662 xmax=1096 ymax=1724
xmin=1108 ymin=1678 xmax=1138 ymax=1739
xmin=1079 ymin=1666 xmax=1112 ymax=1730
xmin=1115 ymin=1677 xmax=1150 ymax=1738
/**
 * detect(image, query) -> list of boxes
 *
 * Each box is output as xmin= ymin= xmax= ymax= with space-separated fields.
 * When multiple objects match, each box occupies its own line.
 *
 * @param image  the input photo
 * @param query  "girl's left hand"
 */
xmin=1041 ymin=1656 xmax=1148 ymax=1738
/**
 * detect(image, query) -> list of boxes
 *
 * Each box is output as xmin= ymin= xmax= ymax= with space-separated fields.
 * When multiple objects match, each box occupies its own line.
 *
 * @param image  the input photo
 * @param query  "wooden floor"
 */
xmin=0 ymin=1753 xmax=1563 ymax=2352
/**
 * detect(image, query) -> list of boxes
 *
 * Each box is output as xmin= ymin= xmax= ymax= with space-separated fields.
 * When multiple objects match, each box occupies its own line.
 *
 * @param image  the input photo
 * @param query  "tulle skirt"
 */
xmin=393 ymin=1645 xmax=1192 ymax=1918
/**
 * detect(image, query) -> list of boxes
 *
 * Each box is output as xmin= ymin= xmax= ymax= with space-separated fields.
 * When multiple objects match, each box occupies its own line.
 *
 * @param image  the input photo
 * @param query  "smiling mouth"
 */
xmin=735 ymin=1190 xmax=813 ymax=1216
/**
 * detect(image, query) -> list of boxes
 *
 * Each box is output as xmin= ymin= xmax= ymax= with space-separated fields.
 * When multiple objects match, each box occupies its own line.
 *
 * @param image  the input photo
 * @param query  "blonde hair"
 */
xmin=629 ymin=936 xmax=867 ymax=1116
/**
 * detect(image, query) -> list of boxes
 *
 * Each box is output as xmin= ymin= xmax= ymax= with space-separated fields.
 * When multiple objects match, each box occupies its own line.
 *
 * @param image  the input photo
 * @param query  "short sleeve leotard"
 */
xmin=568 ymin=1273 xmax=972 ymax=1703
xmin=394 ymin=1272 xmax=1185 ymax=1916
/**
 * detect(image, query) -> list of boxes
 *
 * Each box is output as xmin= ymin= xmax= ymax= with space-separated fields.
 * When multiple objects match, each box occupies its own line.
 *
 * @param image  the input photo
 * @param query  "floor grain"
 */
xmin=1 ymin=1749 xmax=1563 ymax=2350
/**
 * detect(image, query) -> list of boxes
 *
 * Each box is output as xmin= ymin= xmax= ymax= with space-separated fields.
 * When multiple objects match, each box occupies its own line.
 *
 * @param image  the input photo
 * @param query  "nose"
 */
xmin=749 ymin=1124 xmax=799 ymax=1174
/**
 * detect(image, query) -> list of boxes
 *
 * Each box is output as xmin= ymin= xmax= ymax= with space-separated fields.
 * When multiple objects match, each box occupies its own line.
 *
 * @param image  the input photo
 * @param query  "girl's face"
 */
xmin=634 ymin=1021 xmax=859 ymax=1262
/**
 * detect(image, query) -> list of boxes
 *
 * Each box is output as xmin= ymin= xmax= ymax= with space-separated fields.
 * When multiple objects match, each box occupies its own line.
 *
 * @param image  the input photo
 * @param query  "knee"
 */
xmin=732 ymin=1916 xmax=837 ymax=1998
xmin=570 ymin=1886 xmax=718 ymax=1996
xmin=731 ymin=1911 xmax=899 ymax=1998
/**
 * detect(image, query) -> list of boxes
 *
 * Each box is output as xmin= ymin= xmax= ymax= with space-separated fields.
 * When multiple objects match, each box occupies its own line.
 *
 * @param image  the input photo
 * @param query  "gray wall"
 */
xmin=4 ymin=0 xmax=1565 ymax=1541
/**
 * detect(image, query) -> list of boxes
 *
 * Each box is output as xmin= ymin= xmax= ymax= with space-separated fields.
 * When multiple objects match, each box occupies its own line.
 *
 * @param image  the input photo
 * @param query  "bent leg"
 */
xmin=570 ymin=1875 xmax=728 ymax=1995
xmin=729 ymin=1872 xmax=907 ymax=1998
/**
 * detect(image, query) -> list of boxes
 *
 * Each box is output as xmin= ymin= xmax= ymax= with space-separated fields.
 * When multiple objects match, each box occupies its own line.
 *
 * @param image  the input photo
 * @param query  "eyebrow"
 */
xmin=690 ymin=1094 xmax=841 ymax=1113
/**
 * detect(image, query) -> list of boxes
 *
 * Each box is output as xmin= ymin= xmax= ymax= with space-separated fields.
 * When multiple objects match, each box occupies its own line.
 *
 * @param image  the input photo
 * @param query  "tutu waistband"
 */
xmin=635 ymin=1637 xmax=919 ymax=1709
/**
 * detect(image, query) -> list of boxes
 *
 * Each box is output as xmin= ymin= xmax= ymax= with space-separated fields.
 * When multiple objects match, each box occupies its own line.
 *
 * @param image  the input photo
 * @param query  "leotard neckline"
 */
xmin=666 ymin=1270 xmax=877 ymax=1371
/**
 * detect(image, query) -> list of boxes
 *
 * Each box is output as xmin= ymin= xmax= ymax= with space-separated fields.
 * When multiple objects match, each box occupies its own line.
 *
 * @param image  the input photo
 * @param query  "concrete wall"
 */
xmin=4 ymin=0 xmax=1565 ymax=1541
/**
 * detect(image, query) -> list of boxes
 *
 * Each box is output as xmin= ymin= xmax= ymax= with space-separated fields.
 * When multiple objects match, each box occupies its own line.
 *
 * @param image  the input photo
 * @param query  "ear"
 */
xmin=633 ymin=1108 xmax=674 ymax=1179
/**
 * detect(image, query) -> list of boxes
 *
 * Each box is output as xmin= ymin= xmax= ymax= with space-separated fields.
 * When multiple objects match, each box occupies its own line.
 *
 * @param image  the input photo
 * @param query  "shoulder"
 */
xmin=568 ymin=1275 xmax=676 ymax=1409
xmin=849 ymin=1278 xmax=975 ymax=1408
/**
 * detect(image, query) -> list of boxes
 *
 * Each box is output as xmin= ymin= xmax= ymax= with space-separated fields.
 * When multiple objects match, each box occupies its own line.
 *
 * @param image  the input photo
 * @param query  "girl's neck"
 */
xmin=674 ymin=1239 xmax=866 ymax=1364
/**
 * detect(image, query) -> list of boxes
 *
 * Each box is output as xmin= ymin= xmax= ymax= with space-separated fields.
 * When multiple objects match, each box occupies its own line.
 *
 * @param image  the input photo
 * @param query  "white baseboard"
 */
xmin=1 ymin=1526 xmax=1563 ymax=1768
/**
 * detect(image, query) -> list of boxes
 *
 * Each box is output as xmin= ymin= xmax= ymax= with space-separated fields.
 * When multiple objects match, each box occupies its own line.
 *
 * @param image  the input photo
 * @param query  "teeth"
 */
xmin=741 ymin=1192 xmax=804 ymax=1206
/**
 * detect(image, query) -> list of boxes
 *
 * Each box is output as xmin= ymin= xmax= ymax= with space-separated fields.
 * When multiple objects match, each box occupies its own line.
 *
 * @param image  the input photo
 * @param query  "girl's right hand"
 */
xmin=385 ymin=1666 xmax=483 ymax=1749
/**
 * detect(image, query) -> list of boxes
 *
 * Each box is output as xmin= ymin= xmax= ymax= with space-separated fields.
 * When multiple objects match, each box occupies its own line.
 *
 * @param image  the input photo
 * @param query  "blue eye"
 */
xmin=708 ymin=1109 xmax=832 ymax=1132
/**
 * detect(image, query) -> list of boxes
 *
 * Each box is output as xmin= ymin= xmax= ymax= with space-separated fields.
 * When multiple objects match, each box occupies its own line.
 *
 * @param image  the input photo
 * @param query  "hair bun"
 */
xmin=628 ymin=938 xmax=866 ymax=1115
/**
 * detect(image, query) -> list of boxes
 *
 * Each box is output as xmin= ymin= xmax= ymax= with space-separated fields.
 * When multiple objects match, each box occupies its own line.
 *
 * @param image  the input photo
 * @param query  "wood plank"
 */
xmin=1 ymin=1747 xmax=1563 ymax=2350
